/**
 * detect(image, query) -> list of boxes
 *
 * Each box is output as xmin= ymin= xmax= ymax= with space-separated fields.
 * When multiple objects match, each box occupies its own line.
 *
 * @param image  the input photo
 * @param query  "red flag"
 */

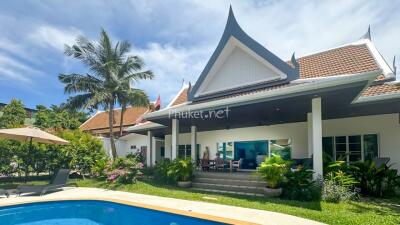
xmin=154 ymin=95 xmax=161 ymax=110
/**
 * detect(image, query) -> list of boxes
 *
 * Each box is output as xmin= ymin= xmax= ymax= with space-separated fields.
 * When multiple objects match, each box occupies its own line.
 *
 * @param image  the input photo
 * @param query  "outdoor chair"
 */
xmin=0 ymin=189 xmax=9 ymax=198
xmin=215 ymin=158 xmax=228 ymax=171
xmin=200 ymin=159 xmax=211 ymax=171
xmin=231 ymin=158 xmax=243 ymax=171
xmin=373 ymin=157 xmax=390 ymax=168
xmin=17 ymin=169 xmax=75 ymax=196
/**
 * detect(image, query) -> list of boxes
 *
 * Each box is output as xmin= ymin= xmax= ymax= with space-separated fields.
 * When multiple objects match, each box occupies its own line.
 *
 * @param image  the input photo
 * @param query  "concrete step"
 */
xmin=192 ymin=182 xmax=265 ymax=195
xmin=192 ymin=188 xmax=264 ymax=197
xmin=194 ymin=177 xmax=267 ymax=187
xmin=194 ymin=172 xmax=261 ymax=181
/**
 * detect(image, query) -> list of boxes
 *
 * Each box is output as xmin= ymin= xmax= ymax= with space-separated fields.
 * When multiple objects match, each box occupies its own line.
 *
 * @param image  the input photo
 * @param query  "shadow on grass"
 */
xmin=347 ymin=197 xmax=400 ymax=217
xmin=138 ymin=179 xmax=323 ymax=211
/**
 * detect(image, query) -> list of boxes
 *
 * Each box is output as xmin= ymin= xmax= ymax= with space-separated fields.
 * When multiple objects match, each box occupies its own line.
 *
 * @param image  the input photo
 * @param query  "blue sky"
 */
xmin=0 ymin=0 xmax=399 ymax=109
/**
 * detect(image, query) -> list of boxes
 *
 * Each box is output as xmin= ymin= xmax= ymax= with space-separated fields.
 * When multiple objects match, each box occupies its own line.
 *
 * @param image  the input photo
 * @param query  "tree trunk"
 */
xmin=108 ymin=101 xmax=118 ymax=159
xmin=119 ymin=105 xmax=126 ymax=137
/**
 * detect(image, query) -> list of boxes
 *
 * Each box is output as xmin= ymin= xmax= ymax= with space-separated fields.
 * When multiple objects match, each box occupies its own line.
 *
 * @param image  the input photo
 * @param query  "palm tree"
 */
xmin=117 ymin=88 xmax=149 ymax=137
xmin=59 ymin=29 xmax=153 ymax=159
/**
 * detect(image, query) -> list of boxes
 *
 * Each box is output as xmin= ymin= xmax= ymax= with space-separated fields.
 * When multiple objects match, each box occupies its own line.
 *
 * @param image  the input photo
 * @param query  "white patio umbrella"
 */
xmin=0 ymin=127 xmax=69 ymax=180
xmin=0 ymin=127 xmax=69 ymax=145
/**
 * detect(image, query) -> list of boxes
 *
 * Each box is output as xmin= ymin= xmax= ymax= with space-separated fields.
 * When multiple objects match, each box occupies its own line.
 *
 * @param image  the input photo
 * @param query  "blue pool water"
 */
xmin=0 ymin=200 xmax=228 ymax=225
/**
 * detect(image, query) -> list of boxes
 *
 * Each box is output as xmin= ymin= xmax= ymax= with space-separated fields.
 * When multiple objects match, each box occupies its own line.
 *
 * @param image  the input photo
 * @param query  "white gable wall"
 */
xmin=195 ymin=37 xmax=286 ymax=97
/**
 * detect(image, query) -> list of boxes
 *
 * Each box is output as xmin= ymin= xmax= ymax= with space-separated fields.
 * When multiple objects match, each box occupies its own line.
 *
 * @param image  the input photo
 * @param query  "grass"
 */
xmin=1 ymin=179 xmax=399 ymax=225
xmin=73 ymin=179 xmax=400 ymax=225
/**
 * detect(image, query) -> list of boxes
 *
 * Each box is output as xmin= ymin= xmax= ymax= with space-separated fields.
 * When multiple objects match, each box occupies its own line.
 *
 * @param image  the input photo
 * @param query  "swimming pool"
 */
xmin=0 ymin=200 xmax=229 ymax=225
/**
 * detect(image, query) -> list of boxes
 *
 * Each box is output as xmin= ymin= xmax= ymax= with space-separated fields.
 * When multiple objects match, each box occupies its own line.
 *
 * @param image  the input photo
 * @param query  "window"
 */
xmin=335 ymin=136 xmax=347 ymax=161
xmin=160 ymin=146 xmax=165 ymax=157
xmin=324 ymin=134 xmax=379 ymax=163
xmin=322 ymin=137 xmax=334 ymax=161
xmin=348 ymin=135 xmax=362 ymax=162
xmin=270 ymin=139 xmax=291 ymax=160
xmin=178 ymin=145 xmax=190 ymax=158
xmin=363 ymin=134 xmax=378 ymax=160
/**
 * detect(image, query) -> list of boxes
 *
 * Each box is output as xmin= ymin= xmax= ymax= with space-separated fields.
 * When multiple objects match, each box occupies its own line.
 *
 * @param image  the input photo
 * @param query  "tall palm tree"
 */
xmin=117 ymin=88 xmax=149 ymax=137
xmin=59 ymin=29 xmax=153 ymax=159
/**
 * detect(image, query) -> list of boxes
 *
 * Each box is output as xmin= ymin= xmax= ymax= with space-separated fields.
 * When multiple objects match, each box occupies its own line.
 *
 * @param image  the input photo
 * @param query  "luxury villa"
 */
xmin=82 ymin=8 xmax=400 ymax=185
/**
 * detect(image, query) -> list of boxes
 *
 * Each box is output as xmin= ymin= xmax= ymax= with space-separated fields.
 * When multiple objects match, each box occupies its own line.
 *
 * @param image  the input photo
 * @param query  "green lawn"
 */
xmin=75 ymin=179 xmax=400 ymax=225
xmin=1 ymin=179 xmax=399 ymax=225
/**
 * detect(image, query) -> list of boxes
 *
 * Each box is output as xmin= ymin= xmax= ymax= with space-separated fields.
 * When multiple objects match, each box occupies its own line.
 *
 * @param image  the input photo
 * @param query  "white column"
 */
xmin=191 ymin=125 xmax=197 ymax=161
xmin=152 ymin=137 xmax=157 ymax=166
xmin=171 ymin=119 xmax=179 ymax=160
xmin=147 ymin=131 xmax=153 ymax=166
xmin=307 ymin=113 xmax=313 ymax=158
xmin=312 ymin=98 xmax=323 ymax=179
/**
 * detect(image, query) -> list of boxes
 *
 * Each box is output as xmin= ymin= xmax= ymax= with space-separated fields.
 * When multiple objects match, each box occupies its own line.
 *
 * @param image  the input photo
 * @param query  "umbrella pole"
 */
xmin=25 ymin=137 xmax=33 ymax=183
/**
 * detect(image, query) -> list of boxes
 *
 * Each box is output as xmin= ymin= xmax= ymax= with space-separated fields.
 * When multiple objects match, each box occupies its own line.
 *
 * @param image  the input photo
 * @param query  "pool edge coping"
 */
xmin=0 ymin=197 xmax=260 ymax=225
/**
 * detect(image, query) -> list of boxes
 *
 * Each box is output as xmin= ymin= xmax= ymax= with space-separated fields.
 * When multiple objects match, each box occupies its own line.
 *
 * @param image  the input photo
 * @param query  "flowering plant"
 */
xmin=105 ymin=157 xmax=143 ymax=184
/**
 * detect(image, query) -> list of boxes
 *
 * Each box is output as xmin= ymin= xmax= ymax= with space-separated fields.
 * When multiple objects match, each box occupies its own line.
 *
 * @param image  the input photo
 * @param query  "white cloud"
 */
xmin=29 ymin=25 xmax=82 ymax=51
xmin=0 ymin=54 xmax=43 ymax=83
xmin=131 ymin=43 xmax=212 ymax=103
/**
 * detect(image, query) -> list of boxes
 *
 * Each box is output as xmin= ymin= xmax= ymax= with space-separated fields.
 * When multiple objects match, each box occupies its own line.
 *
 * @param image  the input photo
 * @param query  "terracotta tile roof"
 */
xmin=80 ymin=107 xmax=148 ymax=131
xmin=294 ymin=44 xmax=380 ymax=79
xmin=170 ymin=87 xmax=188 ymax=106
xmin=361 ymin=83 xmax=400 ymax=97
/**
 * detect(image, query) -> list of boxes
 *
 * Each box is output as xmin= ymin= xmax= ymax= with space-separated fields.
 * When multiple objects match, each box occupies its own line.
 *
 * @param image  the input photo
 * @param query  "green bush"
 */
xmin=153 ymin=160 xmax=174 ymax=183
xmin=58 ymin=130 xmax=106 ymax=177
xmin=167 ymin=158 xmax=194 ymax=182
xmin=322 ymin=178 xmax=357 ymax=203
xmin=257 ymin=154 xmax=290 ymax=188
xmin=350 ymin=160 xmax=400 ymax=197
xmin=281 ymin=166 xmax=321 ymax=201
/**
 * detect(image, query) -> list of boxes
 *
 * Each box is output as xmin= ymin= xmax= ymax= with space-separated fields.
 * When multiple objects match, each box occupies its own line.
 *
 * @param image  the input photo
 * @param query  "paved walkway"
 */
xmin=0 ymin=187 xmax=325 ymax=225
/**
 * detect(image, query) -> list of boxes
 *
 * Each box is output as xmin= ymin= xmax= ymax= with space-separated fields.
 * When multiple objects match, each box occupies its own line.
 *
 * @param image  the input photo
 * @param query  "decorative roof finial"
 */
xmin=360 ymin=25 xmax=371 ymax=40
xmin=187 ymin=82 xmax=192 ymax=95
xmin=291 ymin=52 xmax=299 ymax=70
xmin=393 ymin=56 xmax=397 ymax=76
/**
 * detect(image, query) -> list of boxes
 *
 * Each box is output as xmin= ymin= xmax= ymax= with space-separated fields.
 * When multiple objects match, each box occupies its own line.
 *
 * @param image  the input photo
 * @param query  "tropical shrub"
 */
xmin=322 ymin=177 xmax=358 ymax=203
xmin=105 ymin=157 xmax=143 ymax=184
xmin=167 ymin=158 xmax=194 ymax=182
xmin=58 ymin=130 xmax=106 ymax=177
xmin=257 ymin=155 xmax=290 ymax=188
xmin=281 ymin=166 xmax=321 ymax=201
xmin=153 ymin=160 xmax=174 ymax=183
xmin=91 ymin=157 xmax=109 ymax=179
xmin=350 ymin=160 xmax=400 ymax=197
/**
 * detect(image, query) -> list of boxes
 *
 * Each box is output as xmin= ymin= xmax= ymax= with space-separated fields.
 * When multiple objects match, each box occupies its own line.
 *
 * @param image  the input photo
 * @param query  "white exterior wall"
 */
xmin=100 ymin=133 xmax=149 ymax=157
xmin=122 ymin=133 xmax=149 ymax=155
xmin=164 ymin=114 xmax=400 ymax=170
xmin=99 ymin=137 xmax=127 ymax=158
xmin=323 ymin=113 xmax=400 ymax=171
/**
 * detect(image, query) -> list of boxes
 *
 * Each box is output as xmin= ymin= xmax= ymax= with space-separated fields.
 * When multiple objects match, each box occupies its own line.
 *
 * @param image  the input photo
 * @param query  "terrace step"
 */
xmin=194 ymin=172 xmax=261 ymax=181
xmin=192 ymin=188 xmax=264 ymax=197
xmin=192 ymin=172 xmax=266 ymax=196
xmin=194 ymin=177 xmax=267 ymax=187
xmin=192 ymin=182 xmax=266 ymax=195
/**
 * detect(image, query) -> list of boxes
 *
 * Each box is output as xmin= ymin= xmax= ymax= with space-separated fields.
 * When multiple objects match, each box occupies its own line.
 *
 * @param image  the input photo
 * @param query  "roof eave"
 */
xmin=144 ymin=70 xmax=381 ymax=120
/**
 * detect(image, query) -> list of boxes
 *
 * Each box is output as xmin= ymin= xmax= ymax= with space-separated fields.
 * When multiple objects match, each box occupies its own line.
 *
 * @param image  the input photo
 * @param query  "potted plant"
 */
xmin=168 ymin=158 xmax=194 ymax=188
xmin=257 ymin=154 xmax=289 ymax=197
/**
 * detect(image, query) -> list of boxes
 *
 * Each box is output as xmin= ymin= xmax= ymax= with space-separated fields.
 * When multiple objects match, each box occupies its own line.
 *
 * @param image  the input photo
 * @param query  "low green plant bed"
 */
xmin=74 ymin=179 xmax=400 ymax=225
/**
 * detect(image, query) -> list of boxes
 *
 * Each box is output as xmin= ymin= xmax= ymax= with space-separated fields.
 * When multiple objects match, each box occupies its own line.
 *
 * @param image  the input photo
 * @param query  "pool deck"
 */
xmin=0 ymin=187 xmax=325 ymax=225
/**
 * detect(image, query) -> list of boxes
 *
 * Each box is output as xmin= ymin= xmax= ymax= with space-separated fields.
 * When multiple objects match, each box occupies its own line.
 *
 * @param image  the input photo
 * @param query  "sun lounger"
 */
xmin=17 ymin=169 xmax=74 ymax=196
